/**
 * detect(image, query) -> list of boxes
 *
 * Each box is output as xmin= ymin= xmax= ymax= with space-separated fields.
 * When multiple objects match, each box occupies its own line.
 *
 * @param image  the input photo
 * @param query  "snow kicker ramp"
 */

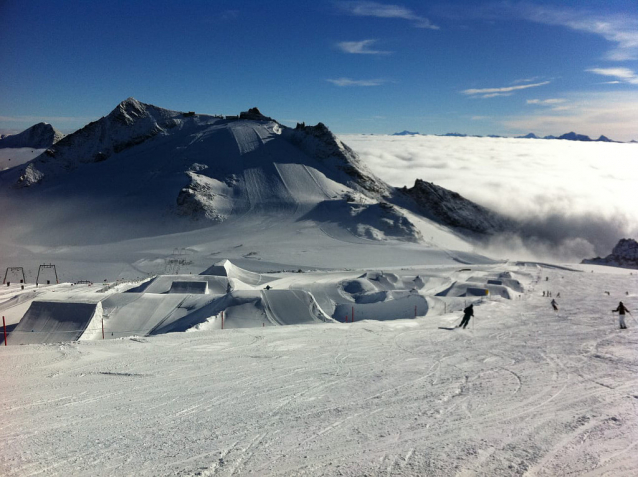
xmin=8 ymin=301 xmax=100 ymax=345
xmin=89 ymin=294 xmax=195 ymax=340
xmin=261 ymin=289 xmax=332 ymax=325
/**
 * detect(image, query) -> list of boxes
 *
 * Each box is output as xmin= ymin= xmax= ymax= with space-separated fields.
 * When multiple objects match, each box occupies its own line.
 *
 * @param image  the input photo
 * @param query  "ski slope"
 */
xmin=0 ymin=264 xmax=636 ymax=475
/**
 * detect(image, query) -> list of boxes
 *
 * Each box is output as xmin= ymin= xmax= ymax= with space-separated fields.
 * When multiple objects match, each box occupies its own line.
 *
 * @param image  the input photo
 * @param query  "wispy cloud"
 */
xmin=587 ymin=67 xmax=638 ymax=85
xmin=462 ymin=81 xmax=550 ymax=98
xmin=527 ymin=98 xmax=567 ymax=105
xmin=508 ymin=4 xmax=638 ymax=61
xmin=512 ymin=77 xmax=541 ymax=85
xmin=337 ymin=1 xmax=439 ymax=29
xmin=336 ymin=39 xmax=391 ymax=55
xmin=327 ymin=77 xmax=387 ymax=86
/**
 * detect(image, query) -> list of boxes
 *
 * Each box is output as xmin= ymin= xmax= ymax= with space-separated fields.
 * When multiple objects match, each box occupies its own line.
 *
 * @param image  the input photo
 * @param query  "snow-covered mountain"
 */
xmin=582 ymin=238 xmax=638 ymax=269
xmin=0 ymin=122 xmax=64 ymax=149
xmin=0 ymin=98 xmax=507 ymax=253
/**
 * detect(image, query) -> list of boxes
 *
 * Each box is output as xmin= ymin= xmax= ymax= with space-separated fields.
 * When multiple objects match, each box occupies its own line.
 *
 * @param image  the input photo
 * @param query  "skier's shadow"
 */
xmin=438 ymin=327 xmax=457 ymax=331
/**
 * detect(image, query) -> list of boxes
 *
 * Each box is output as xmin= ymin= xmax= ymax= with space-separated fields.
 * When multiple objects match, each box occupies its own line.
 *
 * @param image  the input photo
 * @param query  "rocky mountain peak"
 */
xmin=582 ymin=238 xmax=638 ymax=269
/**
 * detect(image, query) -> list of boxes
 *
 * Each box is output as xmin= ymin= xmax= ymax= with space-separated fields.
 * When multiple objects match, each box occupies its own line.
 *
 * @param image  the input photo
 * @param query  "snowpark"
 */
xmin=1 ymin=264 xmax=636 ymax=475
xmin=0 ymin=99 xmax=637 ymax=475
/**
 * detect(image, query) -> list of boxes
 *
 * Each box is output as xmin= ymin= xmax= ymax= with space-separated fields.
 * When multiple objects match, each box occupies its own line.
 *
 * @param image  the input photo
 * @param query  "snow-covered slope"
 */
xmin=1 ymin=264 xmax=636 ymax=475
xmin=0 ymin=122 xmax=64 ymax=149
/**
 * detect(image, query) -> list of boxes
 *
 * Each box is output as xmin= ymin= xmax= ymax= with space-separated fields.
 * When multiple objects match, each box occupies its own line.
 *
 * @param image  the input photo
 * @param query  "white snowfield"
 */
xmin=1 ymin=264 xmax=636 ymax=476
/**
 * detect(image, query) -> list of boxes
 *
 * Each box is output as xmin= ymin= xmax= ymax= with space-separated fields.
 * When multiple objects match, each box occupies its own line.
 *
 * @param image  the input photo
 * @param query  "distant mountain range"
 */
xmin=392 ymin=131 xmax=632 ymax=143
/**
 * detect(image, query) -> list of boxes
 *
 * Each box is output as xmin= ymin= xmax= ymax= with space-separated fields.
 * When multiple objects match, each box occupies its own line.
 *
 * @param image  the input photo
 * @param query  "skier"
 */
xmin=551 ymin=298 xmax=558 ymax=311
xmin=612 ymin=301 xmax=631 ymax=329
xmin=458 ymin=304 xmax=474 ymax=329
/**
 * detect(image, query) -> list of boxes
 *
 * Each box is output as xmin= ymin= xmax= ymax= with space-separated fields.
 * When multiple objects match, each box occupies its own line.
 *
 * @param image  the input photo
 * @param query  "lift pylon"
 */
xmin=3 ymin=267 xmax=26 ymax=285
xmin=36 ymin=264 xmax=59 ymax=286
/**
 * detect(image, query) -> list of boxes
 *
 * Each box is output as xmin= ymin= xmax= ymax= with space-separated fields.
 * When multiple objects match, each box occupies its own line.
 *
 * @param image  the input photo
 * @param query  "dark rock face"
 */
xmin=289 ymin=122 xmax=391 ymax=198
xmin=582 ymin=238 xmax=638 ymax=269
xmin=0 ymin=123 xmax=64 ymax=149
xmin=400 ymin=179 xmax=513 ymax=235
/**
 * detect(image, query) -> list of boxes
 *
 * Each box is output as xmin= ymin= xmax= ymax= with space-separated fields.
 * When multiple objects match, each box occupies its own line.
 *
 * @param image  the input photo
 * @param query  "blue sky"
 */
xmin=1 ymin=0 xmax=637 ymax=140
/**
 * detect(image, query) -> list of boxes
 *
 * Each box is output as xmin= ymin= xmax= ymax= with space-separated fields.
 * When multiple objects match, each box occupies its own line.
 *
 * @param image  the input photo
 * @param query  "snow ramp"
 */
xmin=86 ymin=294 xmax=190 ymax=340
xmin=8 ymin=301 xmax=100 ymax=345
xmin=261 ymin=289 xmax=333 ymax=326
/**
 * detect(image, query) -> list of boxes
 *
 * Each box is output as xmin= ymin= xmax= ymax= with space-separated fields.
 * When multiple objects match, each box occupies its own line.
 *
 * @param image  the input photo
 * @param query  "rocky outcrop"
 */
xmin=288 ymin=122 xmax=391 ymax=198
xmin=0 ymin=123 xmax=64 ymax=149
xmin=239 ymin=107 xmax=272 ymax=121
xmin=399 ymin=179 xmax=513 ymax=235
xmin=582 ymin=238 xmax=638 ymax=269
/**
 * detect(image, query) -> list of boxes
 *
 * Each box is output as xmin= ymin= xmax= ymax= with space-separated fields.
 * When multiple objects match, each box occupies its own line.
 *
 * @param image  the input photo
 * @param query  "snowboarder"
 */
xmin=551 ymin=298 xmax=558 ymax=311
xmin=458 ymin=304 xmax=474 ymax=329
xmin=612 ymin=301 xmax=631 ymax=329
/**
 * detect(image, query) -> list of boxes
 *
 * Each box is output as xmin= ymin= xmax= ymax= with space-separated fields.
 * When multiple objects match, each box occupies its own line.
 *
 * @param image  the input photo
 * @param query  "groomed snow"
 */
xmin=1 ymin=264 xmax=636 ymax=475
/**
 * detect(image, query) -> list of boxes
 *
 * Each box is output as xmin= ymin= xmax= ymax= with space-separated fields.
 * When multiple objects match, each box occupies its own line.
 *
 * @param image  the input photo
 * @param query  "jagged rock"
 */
xmin=289 ymin=122 xmax=391 ymax=198
xmin=400 ymin=179 xmax=513 ymax=235
xmin=582 ymin=238 xmax=638 ymax=269
xmin=239 ymin=107 xmax=272 ymax=121
xmin=16 ymin=163 xmax=44 ymax=187
xmin=0 ymin=123 xmax=64 ymax=149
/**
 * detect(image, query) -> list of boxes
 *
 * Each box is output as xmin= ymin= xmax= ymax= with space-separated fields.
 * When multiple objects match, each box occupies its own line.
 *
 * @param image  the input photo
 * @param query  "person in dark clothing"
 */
xmin=612 ymin=301 xmax=631 ymax=329
xmin=551 ymin=299 xmax=558 ymax=311
xmin=458 ymin=304 xmax=474 ymax=329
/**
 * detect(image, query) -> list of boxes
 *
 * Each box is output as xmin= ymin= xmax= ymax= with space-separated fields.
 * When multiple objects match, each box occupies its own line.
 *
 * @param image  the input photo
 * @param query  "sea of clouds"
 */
xmin=341 ymin=134 xmax=638 ymax=262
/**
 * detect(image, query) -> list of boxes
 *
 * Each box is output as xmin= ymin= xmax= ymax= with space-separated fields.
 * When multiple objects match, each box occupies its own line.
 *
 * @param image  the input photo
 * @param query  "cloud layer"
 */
xmin=340 ymin=134 xmax=638 ymax=261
